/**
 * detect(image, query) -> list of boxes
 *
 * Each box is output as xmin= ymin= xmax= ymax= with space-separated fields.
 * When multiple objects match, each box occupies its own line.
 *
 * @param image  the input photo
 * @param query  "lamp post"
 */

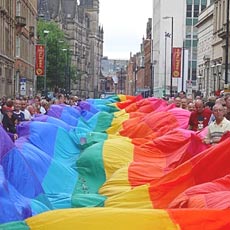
xmin=120 ymin=68 xmax=122 ymax=94
xmin=56 ymin=40 xmax=64 ymax=91
xmin=43 ymin=30 xmax=49 ymax=97
xmin=211 ymin=64 xmax=216 ymax=94
xmin=62 ymin=48 xmax=71 ymax=95
xmin=164 ymin=32 xmax=170 ymax=96
xmin=134 ymin=66 xmax=143 ymax=95
xmin=163 ymin=16 xmax=174 ymax=97
xmin=150 ymin=63 xmax=153 ymax=96
xmin=134 ymin=67 xmax=137 ymax=95
xmin=225 ymin=0 xmax=230 ymax=88
xmin=62 ymin=49 xmax=68 ymax=94
xmin=216 ymin=63 xmax=222 ymax=91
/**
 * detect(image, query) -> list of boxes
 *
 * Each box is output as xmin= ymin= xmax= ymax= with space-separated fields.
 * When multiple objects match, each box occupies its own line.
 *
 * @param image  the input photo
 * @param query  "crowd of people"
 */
xmin=1 ymin=91 xmax=230 ymax=145
xmin=166 ymin=90 xmax=230 ymax=145
xmin=0 ymin=94 xmax=80 ymax=141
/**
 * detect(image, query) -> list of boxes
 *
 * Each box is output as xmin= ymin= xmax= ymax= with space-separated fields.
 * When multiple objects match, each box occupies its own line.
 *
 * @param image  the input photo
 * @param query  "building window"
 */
xmin=201 ymin=4 xmax=206 ymax=11
xmin=194 ymin=4 xmax=199 ymax=17
xmin=5 ymin=27 xmax=10 ymax=54
xmin=186 ymin=18 xmax=193 ymax=26
xmin=193 ymin=18 xmax=198 ymax=25
xmin=187 ymin=4 xmax=192 ymax=17
xmin=16 ymin=0 xmax=21 ymax=16
xmin=185 ymin=40 xmax=192 ymax=47
xmin=201 ymin=0 xmax=207 ymax=5
xmin=16 ymin=36 xmax=20 ymax=57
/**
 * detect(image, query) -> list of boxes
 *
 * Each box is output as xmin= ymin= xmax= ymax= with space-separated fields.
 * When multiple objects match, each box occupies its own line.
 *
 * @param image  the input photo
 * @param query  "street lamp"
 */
xmin=62 ymin=48 xmax=70 ymax=95
xmin=163 ymin=16 xmax=174 ymax=97
xmin=164 ymin=32 xmax=170 ymax=96
xmin=216 ymin=63 xmax=222 ymax=91
xmin=55 ymin=40 xmax=64 ymax=90
xmin=43 ymin=30 xmax=49 ymax=97
xmin=211 ymin=64 xmax=217 ymax=94
xmin=134 ymin=66 xmax=145 ymax=95
xmin=120 ymin=68 xmax=123 ymax=94
xmin=225 ymin=0 xmax=230 ymax=88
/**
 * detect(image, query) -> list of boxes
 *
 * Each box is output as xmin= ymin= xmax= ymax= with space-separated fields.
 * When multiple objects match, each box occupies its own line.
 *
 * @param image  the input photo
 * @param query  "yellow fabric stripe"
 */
xmin=26 ymin=208 xmax=179 ymax=230
xmin=102 ymin=138 xmax=133 ymax=179
xmin=104 ymin=183 xmax=153 ymax=209
xmin=99 ymin=165 xmax=131 ymax=197
xmin=106 ymin=112 xmax=129 ymax=135
xmin=117 ymin=94 xmax=127 ymax=101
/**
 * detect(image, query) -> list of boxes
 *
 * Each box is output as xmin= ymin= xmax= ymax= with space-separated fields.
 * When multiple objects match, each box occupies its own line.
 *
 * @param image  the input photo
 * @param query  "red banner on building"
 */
xmin=172 ymin=47 xmax=182 ymax=78
xmin=35 ymin=45 xmax=45 ymax=76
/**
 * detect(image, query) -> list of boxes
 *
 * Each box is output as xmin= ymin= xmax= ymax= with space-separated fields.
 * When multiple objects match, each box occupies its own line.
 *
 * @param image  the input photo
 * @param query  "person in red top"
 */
xmin=188 ymin=99 xmax=212 ymax=131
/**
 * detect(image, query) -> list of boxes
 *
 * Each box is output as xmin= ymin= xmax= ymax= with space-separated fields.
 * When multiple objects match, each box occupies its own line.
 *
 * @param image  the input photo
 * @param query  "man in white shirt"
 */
xmin=203 ymin=103 xmax=230 ymax=145
xmin=21 ymin=99 xmax=31 ymax=120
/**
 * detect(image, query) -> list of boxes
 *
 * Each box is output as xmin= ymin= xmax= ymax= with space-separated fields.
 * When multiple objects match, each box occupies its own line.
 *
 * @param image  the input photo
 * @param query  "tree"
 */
xmin=37 ymin=20 xmax=69 ymax=94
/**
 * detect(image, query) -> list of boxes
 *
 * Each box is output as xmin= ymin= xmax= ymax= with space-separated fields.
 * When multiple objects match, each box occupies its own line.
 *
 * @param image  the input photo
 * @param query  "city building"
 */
xmin=0 ymin=0 xmax=37 ymax=98
xmin=15 ymin=0 xmax=37 ymax=98
xmin=152 ymin=0 xmax=208 ymax=97
xmin=212 ymin=0 xmax=230 ymax=93
xmin=0 ymin=0 xmax=15 ymax=97
xmin=39 ymin=0 xmax=103 ymax=98
xmin=195 ymin=0 xmax=230 ymax=98
xmin=196 ymin=3 xmax=214 ymax=98
xmin=100 ymin=57 xmax=128 ymax=96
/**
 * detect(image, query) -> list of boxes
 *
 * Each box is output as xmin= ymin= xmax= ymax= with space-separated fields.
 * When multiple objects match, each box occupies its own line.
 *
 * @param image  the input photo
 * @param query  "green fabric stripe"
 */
xmin=94 ymin=112 xmax=114 ymax=132
xmin=0 ymin=221 xmax=29 ymax=230
xmin=72 ymin=142 xmax=106 ymax=207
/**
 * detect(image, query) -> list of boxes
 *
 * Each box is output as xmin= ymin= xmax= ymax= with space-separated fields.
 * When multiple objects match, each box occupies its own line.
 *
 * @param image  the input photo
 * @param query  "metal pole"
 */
xmin=170 ymin=17 xmax=174 ymax=97
xmin=120 ymin=68 xmax=122 ymax=94
xmin=214 ymin=70 xmax=216 ymax=93
xmin=182 ymin=40 xmax=185 ymax=91
xmin=134 ymin=68 xmax=137 ymax=95
xmin=65 ymin=52 xmax=67 ymax=94
xmin=225 ymin=0 xmax=230 ymax=86
xmin=44 ymin=42 xmax=47 ymax=97
xmin=56 ymin=41 xmax=58 ymax=89
xmin=151 ymin=63 xmax=154 ymax=96
xmin=43 ymin=30 xmax=49 ymax=97
xmin=164 ymin=33 xmax=167 ymax=96
xmin=67 ymin=50 xmax=71 ymax=94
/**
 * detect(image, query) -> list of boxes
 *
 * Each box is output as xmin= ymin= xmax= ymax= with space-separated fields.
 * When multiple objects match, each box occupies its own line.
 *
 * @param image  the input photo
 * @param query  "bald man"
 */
xmin=188 ymin=99 xmax=212 ymax=131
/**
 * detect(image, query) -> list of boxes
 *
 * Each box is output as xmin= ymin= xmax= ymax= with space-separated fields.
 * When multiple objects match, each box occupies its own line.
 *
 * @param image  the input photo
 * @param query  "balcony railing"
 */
xmin=15 ymin=16 xmax=26 ymax=27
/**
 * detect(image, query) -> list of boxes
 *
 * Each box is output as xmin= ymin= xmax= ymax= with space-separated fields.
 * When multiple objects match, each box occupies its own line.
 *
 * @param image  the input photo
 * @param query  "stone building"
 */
xmin=196 ymin=0 xmax=230 ymax=97
xmin=44 ymin=0 xmax=103 ymax=98
xmin=0 ymin=0 xmax=15 ymax=97
xmin=126 ymin=18 xmax=152 ymax=98
xmin=0 ymin=0 xmax=37 ymax=98
xmin=15 ymin=0 xmax=37 ymax=98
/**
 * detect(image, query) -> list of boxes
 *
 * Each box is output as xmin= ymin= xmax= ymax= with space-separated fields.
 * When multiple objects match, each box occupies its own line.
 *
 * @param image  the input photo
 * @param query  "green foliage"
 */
xmin=37 ymin=20 xmax=70 ymax=92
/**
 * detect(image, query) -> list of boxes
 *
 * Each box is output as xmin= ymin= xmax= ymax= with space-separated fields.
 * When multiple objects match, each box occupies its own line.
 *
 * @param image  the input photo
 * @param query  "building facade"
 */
xmin=152 ymin=0 xmax=208 ymax=97
xmin=0 ymin=0 xmax=15 ymax=97
xmin=213 ymin=0 xmax=230 ymax=92
xmin=15 ymin=0 xmax=37 ymax=98
xmin=0 ymin=0 xmax=37 ymax=98
xmin=42 ymin=0 xmax=103 ymax=98
xmin=196 ymin=0 xmax=230 ymax=98
xmin=196 ymin=3 xmax=214 ymax=98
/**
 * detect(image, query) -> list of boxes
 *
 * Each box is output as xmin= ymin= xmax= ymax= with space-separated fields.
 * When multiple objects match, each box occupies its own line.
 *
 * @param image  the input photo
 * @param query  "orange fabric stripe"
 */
xmin=168 ymin=209 xmax=230 ymax=230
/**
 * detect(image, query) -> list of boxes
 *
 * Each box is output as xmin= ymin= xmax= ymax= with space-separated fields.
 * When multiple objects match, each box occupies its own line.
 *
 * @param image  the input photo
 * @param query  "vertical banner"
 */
xmin=35 ymin=45 xmax=45 ymax=76
xmin=172 ymin=47 xmax=182 ymax=78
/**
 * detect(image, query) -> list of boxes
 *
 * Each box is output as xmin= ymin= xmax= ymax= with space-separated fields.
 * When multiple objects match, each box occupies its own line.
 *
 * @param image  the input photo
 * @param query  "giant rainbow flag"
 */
xmin=1 ymin=94 xmax=230 ymax=230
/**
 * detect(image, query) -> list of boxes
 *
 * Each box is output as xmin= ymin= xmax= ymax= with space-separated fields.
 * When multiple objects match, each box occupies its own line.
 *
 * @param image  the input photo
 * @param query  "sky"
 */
xmin=99 ymin=0 xmax=152 ymax=60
